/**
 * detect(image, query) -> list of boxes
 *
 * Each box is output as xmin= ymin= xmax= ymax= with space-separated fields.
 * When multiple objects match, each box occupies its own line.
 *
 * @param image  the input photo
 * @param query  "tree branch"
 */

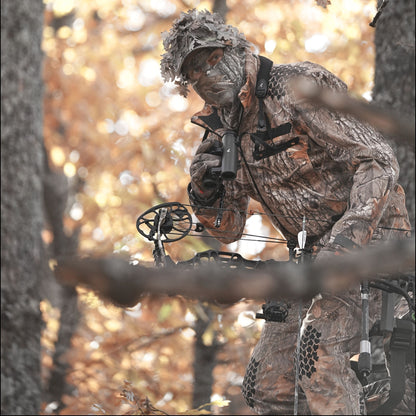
xmin=54 ymin=238 xmax=414 ymax=307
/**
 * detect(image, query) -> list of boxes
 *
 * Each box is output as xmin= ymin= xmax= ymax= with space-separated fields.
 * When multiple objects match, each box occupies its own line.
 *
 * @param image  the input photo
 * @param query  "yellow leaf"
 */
xmin=211 ymin=399 xmax=231 ymax=408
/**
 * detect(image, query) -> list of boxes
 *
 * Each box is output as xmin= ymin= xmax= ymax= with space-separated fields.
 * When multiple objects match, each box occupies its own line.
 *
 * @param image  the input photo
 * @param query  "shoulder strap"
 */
xmin=255 ymin=56 xmax=273 ymax=134
xmin=256 ymin=56 xmax=274 ymax=98
xmin=253 ymin=55 xmax=299 ymax=160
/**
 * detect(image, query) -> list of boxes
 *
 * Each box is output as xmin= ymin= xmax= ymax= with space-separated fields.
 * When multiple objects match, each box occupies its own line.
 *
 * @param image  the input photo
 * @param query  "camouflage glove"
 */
xmin=189 ymin=136 xmax=223 ymax=204
xmin=315 ymin=235 xmax=359 ymax=262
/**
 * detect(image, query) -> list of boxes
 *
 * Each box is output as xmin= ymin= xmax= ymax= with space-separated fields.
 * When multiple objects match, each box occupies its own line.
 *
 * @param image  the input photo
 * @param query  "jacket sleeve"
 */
xmin=188 ymin=132 xmax=249 ymax=244
xmin=189 ymin=172 xmax=250 ymax=244
xmin=292 ymin=68 xmax=400 ymax=253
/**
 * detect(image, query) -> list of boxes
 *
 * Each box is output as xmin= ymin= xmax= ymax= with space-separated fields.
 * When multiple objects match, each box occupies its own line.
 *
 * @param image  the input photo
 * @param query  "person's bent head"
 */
xmin=160 ymin=9 xmax=254 ymax=107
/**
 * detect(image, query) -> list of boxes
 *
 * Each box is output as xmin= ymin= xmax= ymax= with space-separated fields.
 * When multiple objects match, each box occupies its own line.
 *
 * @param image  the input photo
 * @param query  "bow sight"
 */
xmin=136 ymin=202 xmax=193 ymax=267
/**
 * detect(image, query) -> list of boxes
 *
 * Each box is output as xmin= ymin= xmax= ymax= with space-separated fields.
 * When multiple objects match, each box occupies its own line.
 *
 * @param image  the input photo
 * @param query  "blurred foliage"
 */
xmin=40 ymin=0 xmax=377 ymax=414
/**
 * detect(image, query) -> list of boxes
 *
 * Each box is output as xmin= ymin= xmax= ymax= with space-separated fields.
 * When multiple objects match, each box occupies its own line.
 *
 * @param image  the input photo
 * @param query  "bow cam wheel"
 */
xmin=136 ymin=202 xmax=192 ymax=242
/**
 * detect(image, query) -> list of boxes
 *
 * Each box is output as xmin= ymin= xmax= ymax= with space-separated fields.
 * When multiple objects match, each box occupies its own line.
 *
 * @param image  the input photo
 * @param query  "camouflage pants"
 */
xmin=242 ymin=287 xmax=382 ymax=415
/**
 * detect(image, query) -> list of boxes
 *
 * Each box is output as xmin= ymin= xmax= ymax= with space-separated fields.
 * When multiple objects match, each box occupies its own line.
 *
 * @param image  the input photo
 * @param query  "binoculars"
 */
xmin=202 ymin=131 xmax=238 ymax=189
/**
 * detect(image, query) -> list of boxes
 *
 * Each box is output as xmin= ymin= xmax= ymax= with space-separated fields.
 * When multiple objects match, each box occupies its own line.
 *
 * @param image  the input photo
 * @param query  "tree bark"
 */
xmin=192 ymin=304 xmax=221 ymax=410
xmin=213 ymin=0 xmax=228 ymax=18
xmin=372 ymin=0 xmax=415 ymax=225
xmin=42 ymin=148 xmax=81 ymax=409
xmin=190 ymin=1 xmax=229 ymax=409
xmin=1 ymin=1 xmax=45 ymax=414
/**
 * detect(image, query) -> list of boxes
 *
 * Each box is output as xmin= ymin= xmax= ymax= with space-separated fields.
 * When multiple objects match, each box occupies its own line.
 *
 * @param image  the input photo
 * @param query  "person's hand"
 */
xmin=314 ymin=242 xmax=349 ymax=264
xmin=190 ymin=136 xmax=222 ymax=200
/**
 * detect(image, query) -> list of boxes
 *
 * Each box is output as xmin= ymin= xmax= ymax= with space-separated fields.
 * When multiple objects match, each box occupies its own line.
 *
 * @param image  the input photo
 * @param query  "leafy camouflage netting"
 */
xmin=160 ymin=9 xmax=253 ymax=96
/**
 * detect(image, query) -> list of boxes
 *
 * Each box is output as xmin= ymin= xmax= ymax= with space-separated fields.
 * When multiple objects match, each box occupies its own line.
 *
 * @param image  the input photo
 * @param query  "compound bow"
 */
xmin=135 ymin=201 xmax=308 ymax=270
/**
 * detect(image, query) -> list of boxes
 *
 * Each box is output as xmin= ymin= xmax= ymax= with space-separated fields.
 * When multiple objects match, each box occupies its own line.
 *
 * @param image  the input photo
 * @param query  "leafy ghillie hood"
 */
xmin=160 ymin=9 xmax=253 ymax=96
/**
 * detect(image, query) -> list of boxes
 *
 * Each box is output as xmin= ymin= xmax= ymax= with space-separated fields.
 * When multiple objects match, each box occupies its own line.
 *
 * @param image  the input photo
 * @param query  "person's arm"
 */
xmin=188 ymin=134 xmax=249 ymax=243
xmin=291 ymin=65 xmax=400 ymax=254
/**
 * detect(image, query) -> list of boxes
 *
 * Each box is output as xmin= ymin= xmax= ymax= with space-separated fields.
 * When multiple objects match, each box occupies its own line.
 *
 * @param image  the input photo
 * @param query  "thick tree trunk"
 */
xmin=190 ymin=1 xmax=229 ymax=410
xmin=1 ymin=1 xmax=45 ymax=414
xmin=371 ymin=3 xmax=415 ymax=413
xmin=372 ymin=0 xmax=415 ymax=225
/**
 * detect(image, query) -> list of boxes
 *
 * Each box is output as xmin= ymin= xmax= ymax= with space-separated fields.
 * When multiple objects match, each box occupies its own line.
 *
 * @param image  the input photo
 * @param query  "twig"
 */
xmin=370 ymin=0 xmax=390 ymax=28
xmin=108 ymin=325 xmax=192 ymax=354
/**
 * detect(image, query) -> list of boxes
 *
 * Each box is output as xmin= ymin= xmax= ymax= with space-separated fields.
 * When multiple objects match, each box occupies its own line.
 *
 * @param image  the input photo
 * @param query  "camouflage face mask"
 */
xmin=183 ymin=47 xmax=246 ymax=108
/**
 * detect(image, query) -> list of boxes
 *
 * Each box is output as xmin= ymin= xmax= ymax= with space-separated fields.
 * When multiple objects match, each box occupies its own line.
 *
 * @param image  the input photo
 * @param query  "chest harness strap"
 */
xmin=252 ymin=56 xmax=299 ymax=161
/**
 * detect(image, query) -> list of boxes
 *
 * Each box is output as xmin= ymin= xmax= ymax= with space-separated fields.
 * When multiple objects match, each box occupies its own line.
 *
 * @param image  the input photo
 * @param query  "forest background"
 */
xmin=1 ymin=0 xmax=414 ymax=415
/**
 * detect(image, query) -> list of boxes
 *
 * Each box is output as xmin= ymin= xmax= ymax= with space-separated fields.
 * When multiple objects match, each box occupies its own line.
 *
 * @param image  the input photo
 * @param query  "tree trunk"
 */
xmin=192 ymin=304 xmax=221 ymax=410
xmin=190 ymin=1 xmax=229 ymax=410
xmin=213 ymin=0 xmax=228 ymax=18
xmin=371 ymin=2 xmax=415 ymax=413
xmin=372 ymin=0 xmax=415 ymax=225
xmin=1 ymin=1 xmax=45 ymax=414
xmin=42 ymin=147 xmax=81 ymax=410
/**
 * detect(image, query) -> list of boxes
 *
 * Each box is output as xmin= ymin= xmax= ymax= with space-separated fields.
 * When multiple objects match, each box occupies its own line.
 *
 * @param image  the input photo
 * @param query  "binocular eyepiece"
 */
xmin=202 ymin=131 xmax=238 ymax=189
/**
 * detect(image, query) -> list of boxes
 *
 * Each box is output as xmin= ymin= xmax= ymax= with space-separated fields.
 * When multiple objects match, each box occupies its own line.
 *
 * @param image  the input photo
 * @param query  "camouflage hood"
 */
xmin=160 ymin=9 xmax=253 ymax=96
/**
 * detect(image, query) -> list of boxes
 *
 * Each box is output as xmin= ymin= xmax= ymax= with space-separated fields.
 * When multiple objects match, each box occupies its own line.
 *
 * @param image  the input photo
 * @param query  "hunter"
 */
xmin=160 ymin=9 xmax=412 ymax=415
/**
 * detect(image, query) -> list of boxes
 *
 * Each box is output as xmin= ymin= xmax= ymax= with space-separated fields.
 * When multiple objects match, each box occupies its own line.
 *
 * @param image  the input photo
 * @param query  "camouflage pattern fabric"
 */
xmin=242 ymin=302 xmax=312 ymax=415
xmin=160 ymin=9 xmax=253 ymax=97
xmin=392 ymin=362 xmax=415 ymax=415
xmin=189 ymin=53 xmax=411 ymax=250
xmin=242 ymin=288 xmax=384 ymax=415
xmin=296 ymin=288 xmax=382 ymax=415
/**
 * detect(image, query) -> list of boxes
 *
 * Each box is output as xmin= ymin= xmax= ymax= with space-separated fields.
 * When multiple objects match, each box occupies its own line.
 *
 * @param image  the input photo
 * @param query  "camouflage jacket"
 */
xmin=189 ymin=53 xmax=411 ymax=255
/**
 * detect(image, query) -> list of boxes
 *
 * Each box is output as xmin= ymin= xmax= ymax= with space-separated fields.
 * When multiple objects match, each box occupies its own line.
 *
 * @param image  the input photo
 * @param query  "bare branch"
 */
xmin=55 ymin=238 xmax=414 ymax=307
xmin=370 ymin=0 xmax=390 ymax=28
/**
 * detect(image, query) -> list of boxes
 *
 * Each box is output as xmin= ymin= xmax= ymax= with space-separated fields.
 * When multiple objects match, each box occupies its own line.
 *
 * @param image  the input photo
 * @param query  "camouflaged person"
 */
xmin=160 ymin=9 xmax=412 ymax=415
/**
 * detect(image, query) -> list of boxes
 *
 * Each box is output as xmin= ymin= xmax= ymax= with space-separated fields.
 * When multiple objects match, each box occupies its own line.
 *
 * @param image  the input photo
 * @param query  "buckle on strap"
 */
xmin=252 ymin=135 xmax=299 ymax=161
xmin=390 ymin=319 xmax=413 ymax=351
xmin=256 ymin=301 xmax=289 ymax=322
